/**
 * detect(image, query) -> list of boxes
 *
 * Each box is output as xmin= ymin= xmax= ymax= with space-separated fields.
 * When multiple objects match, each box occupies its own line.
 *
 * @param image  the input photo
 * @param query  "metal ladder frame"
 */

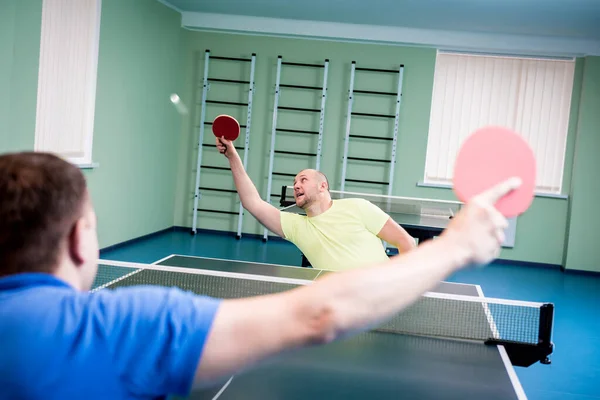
xmin=340 ymin=62 xmax=405 ymax=195
xmin=340 ymin=61 xmax=405 ymax=251
xmin=191 ymin=49 xmax=257 ymax=238
xmin=263 ymin=56 xmax=330 ymax=241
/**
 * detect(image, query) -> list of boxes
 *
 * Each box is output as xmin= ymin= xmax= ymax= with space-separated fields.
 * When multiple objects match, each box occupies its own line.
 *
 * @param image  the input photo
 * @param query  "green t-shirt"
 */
xmin=280 ymin=198 xmax=390 ymax=271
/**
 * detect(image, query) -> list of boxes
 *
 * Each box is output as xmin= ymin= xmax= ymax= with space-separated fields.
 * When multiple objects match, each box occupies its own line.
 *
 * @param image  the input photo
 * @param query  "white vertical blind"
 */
xmin=34 ymin=0 xmax=102 ymax=166
xmin=424 ymin=51 xmax=575 ymax=194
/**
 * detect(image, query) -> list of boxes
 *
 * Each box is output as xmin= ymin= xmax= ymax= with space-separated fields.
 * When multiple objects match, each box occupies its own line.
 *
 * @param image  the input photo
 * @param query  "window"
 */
xmin=424 ymin=51 xmax=576 ymax=195
xmin=34 ymin=0 xmax=102 ymax=167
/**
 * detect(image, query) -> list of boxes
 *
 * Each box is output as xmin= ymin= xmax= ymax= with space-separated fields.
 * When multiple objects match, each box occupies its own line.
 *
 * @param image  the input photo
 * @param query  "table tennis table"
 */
xmin=279 ymin=185 xmax=461 ymax=243
xmin=93 ymin=254 xmax=554 ymax=400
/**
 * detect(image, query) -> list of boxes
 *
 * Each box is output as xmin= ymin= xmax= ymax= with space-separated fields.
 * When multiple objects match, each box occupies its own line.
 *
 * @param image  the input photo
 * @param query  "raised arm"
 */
xmin=216 ymin=137 xmax=284 ymax=237
xmin=192 ymin=177 xmax=520 ymax=387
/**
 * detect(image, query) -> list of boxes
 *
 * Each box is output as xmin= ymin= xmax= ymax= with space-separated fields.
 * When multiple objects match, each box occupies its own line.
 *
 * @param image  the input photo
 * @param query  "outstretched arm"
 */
xmin=216 ymin=137 xmax=284 ymax=237
xmin=192 ymin=177 xmax=520 ymax=387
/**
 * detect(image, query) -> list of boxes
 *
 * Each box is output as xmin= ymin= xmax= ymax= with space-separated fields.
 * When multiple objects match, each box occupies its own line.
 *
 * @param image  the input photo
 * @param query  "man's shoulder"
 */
xmin=0 ymin=286 xmax=221 ymax=399
xmin=88 ymin=285 xmax=222 ymax=315
xmin=332 ymin=197 xmax=388 ymax=222
xmin=334 ymin=197 xmax=369 ymax=203
xmin=281 ymin=210 xmax=309 ymax=222
xmin=333 ymin=197 xmax=373 ymax=208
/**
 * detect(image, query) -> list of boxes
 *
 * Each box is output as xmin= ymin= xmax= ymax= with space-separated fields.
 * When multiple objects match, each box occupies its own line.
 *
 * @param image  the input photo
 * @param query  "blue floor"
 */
xmin=101 ymin=228 xmax=600 ymax=400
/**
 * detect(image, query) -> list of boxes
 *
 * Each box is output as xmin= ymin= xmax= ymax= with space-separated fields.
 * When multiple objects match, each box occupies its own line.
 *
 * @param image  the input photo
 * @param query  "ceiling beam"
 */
xmin=181 ymin=11 xmax=600 ymax=57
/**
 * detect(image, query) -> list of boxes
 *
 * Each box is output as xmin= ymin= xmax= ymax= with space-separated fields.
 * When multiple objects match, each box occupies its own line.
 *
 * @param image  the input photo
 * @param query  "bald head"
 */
xmin=295 ymin=169 xmax=329 ymax=191
xmin=292 ymin=169 xmax=331 ymax=210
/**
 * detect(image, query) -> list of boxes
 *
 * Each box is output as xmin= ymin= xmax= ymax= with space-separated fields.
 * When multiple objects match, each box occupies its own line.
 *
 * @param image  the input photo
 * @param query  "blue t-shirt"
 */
xmin=0 ymin=273 xmax=221 ymax=400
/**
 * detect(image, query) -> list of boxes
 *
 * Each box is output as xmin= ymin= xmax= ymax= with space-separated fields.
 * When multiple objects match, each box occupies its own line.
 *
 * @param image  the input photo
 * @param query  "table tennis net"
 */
xmin=93 ymin=261 xmax=549 ymax=347
xmin=280 ymin=186 xmax=463 ymax=218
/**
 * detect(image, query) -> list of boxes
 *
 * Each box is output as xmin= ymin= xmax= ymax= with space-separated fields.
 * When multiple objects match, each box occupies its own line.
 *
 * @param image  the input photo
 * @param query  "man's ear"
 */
xmin=68 ymin=217 xmax=86 ymax=266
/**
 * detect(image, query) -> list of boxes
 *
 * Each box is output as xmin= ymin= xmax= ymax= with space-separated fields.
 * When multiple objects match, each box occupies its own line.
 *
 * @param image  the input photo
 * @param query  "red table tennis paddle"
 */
xmin=453 ymin=126 xmax=536 ymax=218
xmin=212 ymin=115 xmax=240 ymax=141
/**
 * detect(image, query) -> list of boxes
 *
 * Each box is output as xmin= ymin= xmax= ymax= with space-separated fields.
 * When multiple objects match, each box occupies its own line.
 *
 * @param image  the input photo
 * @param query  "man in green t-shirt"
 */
xmin=216 ymin=137 xmax=417 ymax=271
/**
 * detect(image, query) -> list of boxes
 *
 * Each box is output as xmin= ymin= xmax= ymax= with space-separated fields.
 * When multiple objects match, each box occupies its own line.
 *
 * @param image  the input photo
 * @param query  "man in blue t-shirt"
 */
xmin=0 ymin=152 xmax=520 ymax=399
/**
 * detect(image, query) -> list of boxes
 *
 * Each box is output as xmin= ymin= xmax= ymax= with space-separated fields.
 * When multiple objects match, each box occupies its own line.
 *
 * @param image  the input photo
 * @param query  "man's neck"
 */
xmin=53 ymin=262 xmax=84 ymax=291
xmin=304 ymin=196 xmax=333 ymax=217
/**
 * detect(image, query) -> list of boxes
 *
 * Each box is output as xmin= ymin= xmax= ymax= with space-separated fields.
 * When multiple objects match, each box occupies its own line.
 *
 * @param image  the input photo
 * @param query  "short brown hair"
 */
xmin=0 ymin=152 xmax=88 ymax=277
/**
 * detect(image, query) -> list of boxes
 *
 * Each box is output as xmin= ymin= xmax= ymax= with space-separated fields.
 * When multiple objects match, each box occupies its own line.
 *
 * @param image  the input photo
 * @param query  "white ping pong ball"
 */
xmin=170 ymin=93 xmax=189 ymax=115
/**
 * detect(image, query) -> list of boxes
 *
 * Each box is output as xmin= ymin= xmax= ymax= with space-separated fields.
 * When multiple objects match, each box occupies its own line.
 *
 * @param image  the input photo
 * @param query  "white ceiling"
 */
xmin=163 ymin=0 xmax=600 ymax=40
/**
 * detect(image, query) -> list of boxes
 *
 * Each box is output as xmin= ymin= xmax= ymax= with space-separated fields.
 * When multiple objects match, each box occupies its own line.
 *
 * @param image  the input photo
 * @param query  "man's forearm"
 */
xmin=297 ymin=237 xmax=470 ymax=342
xmin=227 ymin=152 xmax=262 ymax=208
xmin=377 ymin=218 xmax=417 ymax=254
xmin=394 ymin=235 xmax=417 ymax=253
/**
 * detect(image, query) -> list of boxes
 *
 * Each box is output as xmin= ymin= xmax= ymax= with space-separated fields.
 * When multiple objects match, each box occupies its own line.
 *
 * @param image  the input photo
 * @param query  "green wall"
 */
xmin=175 ymin=31 xmax=586 ymax=267
xmin=173 ymin=32 xmax=443 ymax=236
xmin=564 ymin=56 xmax=600 ymax=272
xmin=0 ymin=0 xmax=42 ymax=152
xmin=85 ymin=0 xmax=184 ymax=249
xmin=0 ymin=0 xmax=183 ymax=249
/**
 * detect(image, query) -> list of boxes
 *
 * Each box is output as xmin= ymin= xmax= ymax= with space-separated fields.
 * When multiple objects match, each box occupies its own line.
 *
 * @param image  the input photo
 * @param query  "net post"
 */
xmin=280 ymin=185 xmax=289 ymax=207
xmin=537 ymin=303 xmax=554 ymax=364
